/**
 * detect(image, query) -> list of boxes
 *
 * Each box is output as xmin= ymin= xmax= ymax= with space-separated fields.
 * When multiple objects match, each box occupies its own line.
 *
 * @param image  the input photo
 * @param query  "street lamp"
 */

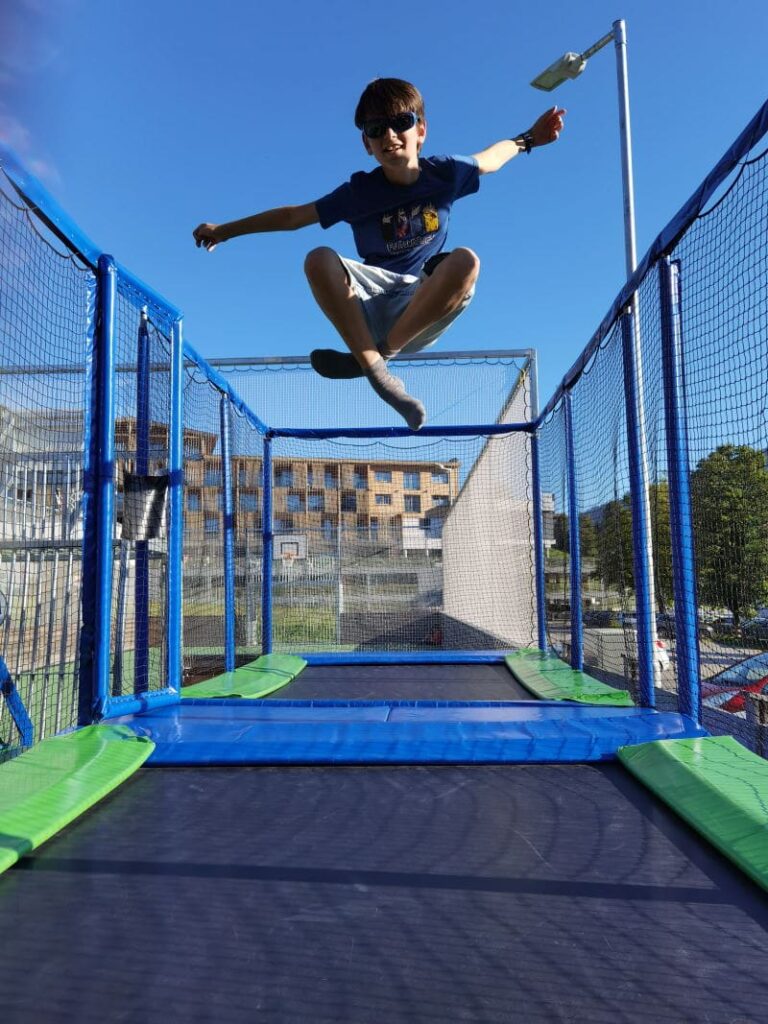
xmin=531 ymin=20 xmax=659 ymax=687
xmin=531 ymin=20 xmax=637 ymax=278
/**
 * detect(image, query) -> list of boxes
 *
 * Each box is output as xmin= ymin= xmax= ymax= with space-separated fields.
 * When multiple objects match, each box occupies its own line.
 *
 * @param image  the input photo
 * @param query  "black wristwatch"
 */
xmin=512 ymin=131 xmax=534 ymax=154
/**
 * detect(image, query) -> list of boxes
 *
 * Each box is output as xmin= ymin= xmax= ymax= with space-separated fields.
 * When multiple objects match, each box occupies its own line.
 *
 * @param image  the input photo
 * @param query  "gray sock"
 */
xmin=310 ymin=349 xmax=366 ymax=379
xmin=365 ymin=358 xmax=426 ymax=430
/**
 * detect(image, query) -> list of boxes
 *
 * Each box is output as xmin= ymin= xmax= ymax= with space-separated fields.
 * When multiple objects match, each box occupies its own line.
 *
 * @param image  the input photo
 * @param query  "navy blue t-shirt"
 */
xmin=315 ymin=155 xmax=480 ymax=276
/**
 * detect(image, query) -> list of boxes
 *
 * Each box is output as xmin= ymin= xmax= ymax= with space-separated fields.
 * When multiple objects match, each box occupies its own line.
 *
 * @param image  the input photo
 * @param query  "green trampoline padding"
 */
xmin=181 ymin=653 xmax=307 ymax=699
xmin=0 ymin=725 xmax=154 ymax=875
xmin=505 ymin=650 xmax=634 ymax=706
xmin=619 ymin=735 xmax=768 ymax=892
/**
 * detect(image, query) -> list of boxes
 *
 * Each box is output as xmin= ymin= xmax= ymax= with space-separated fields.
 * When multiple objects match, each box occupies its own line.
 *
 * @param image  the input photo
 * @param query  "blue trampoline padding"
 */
xmin=114 ymin=703 xmax=706 ymax=765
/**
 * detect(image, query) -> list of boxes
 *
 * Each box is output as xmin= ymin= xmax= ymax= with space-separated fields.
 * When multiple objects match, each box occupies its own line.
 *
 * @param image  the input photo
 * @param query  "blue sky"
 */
xmin=2 ymin=0 xmax=767 ymax=408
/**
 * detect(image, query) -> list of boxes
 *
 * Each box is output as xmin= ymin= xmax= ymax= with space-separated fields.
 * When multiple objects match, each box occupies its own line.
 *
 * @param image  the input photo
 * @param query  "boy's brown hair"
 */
xmin=354 ymin=78 xmax=425 ymax=129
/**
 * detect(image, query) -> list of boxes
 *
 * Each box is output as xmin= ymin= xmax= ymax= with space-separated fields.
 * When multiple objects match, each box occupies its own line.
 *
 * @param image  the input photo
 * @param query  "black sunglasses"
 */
xmin=362 ymin=111 xmax=420 ymax=139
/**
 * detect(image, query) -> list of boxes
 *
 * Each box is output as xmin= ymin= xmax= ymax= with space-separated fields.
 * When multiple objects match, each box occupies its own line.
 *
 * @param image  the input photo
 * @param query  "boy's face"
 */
xmin=361 ymin=111 xmax=427 ymax=173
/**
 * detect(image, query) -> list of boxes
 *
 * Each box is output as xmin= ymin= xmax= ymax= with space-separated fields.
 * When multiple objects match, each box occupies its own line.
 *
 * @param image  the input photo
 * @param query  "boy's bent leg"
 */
xmin=305 ymin=248 xmax=426 ymax=429
xmin=382 ymin=247 xmax=480 ymax=356
xmin=305 ymin=248 xmax=379 ymax=377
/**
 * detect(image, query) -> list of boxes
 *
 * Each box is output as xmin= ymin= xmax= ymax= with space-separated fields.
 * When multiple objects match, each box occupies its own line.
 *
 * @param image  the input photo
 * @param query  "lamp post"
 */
xmin=532 ymin=20 xmax=659 ymax=698
xmin=531 ymin=20 xmax=637 ymax=277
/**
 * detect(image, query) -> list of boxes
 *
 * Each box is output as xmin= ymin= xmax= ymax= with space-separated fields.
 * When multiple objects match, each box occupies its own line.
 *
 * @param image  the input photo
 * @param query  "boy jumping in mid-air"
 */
xmin=193 ymin=78 xmax=565 ymax=429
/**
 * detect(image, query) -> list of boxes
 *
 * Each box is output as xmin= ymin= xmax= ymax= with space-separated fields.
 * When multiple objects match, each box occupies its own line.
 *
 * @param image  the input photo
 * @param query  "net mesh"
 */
xmin=265 ymin=428 xmax=534 ymax=653
xmin=210 ymin=354 xmax=530 ymax=431
xmin=0 ymin=170 xmax=93 ymax=751
xmin=110 ymin=290 xmax=173 ymax=699
xmin=668 ymin=144 xmax=768 ymax=744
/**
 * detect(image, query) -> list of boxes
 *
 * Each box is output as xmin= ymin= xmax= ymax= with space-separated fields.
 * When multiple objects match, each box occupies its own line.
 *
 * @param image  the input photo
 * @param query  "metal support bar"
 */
xmin=77 ymin=273 xmax=98 ymax=725
xmin=269 ymin=423 xmax=533 ymax=440
xmin=134 ymin=311 xmax=150 ymax=693
xmin=220 ymin=396 xmax=236 ymax=672
xmin=92 ymin=255 xmax=117 ymax=720
xmin=621 ymin=311 xmax=656 ymax=707
xmin=659 ymin=258 xmax=701 ymax=722
xmin=166 ymin=318 xmax=184 ymax=694
xmin=613 ymin=19 xmax=638 ymax=278
xmin=529 ymin=358 xmax=548 ymax=651
xmin=563 ymin=393 xmax=583 ymax=669
xmin=1 ymin=657 xmax=34 ymax=746
xmin=261 ymin=436 xmax=273 ymax=654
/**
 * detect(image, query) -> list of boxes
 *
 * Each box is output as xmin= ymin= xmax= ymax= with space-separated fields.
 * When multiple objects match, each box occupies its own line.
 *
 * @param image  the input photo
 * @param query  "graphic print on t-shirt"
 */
xmin=380 ymin=203 xmax=440 ymax=254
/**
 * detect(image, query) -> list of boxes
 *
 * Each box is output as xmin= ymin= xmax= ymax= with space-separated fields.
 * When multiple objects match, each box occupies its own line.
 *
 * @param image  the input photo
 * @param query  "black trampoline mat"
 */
xmin=263 ymin=662 xmax=532 ymax=701
xmin=1 ymin=763 xmax=766 ymax=1024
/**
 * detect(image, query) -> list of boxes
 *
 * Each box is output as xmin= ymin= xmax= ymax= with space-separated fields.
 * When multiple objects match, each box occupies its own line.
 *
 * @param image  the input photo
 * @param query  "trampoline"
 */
xmin=1 ymin=745 xmax=768 ymax=1023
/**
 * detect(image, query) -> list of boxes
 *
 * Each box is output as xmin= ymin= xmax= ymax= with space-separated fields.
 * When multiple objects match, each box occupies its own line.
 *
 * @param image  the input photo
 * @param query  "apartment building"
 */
xmin=184 ymin=449 xmax=460 ymax=558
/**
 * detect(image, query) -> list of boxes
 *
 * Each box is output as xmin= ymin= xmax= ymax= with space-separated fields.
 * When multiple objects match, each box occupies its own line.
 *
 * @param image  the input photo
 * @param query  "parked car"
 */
xmin=701 ymin=651 xmax=768 ymax=716
xmin=741 ymin=617 xmax=768 ymax=645
xmin=655 ymin=612 xmax=714 ymax=640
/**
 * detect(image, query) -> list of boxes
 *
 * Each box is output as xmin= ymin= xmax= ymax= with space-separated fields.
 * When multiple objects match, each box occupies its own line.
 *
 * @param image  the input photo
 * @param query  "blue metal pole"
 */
xmin=621 ymin=310 xmax=656 ymax=707
xmin=563 ymin=392 xmax=583 ymax=669
xmin=92 ymin=255 xmax=117 ymax=720
xmin=134 ymin=310 xmax=150 ymax=693
xmin=220 ymin=396 xmax=236 ymax=671
xmin=77 ymin=273 xmax=98 ymax=724
xmin=659 ymin=258 xmax=701 ymax=722
xmin=261 ymin=435 xmax=273 ymax=654
xmin=529 ymin=355 xmax=548 ymax=651
xmin=166 ymin=317 xmax=184 ymax=694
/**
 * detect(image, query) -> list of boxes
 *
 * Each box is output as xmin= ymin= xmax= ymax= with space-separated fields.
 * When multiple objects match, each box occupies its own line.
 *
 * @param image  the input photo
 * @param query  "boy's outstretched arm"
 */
xmin=193 ymin=202 xmax=319 ymax=251
xmin=472 ymin=107 xmax=566 ymax=175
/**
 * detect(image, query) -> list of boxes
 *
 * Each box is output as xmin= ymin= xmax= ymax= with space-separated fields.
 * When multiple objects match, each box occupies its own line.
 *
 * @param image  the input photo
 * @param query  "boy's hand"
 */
xmin=193 ymin=223 xmax=225 ymax=252
xmin=530 ymin=107 xmax=566 ymax=147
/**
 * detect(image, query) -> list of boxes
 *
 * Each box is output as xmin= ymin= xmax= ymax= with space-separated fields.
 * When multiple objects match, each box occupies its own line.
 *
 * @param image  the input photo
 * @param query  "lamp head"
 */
xmin=531 ymin=52 xmax=587 ymax=91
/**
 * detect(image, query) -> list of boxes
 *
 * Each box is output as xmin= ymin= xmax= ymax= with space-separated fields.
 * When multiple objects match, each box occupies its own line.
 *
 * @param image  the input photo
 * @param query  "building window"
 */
xmin=274 ymin=466 xmax=293 ymax=487
xmin=432 ymin=495 xmax=449 ymax=507
xmin=324 ymin=465 xmax=338 ymax=489
xmin=431 ymin=470 xmax=449 ymax=483
xmin=354 ymin=465 xmax=367 ymax=488
xmin=239 ymin=491 xmax=259 ymax=512
xmin=274 ymin=516 xmax=294 ymax=531
xmin=286 ymin=491 xmax=305 ymax=513
xmin=217 ymin=492 xmax=225 ymax=511
xmin=374 ymin=469 xmax=392 ymax=483
xmin=204 ymin=467 xmax=221 ymax=487
xmin=422 ymin=517 xmax=441 ymax=537
xmin=341 ymin=490 xmax=357 ymax=512
xmin=322 ymin=516 xmax=334 ymax=540
xmin=404 ymin=495 xmax=421 ymax=513
xmin=403 ymin=471 xmax=420 ymax=490
xmin=307 ymin=466 xmax=315 ymax=487
xmin=308 ymin=491 xmax=325 ymax=512
xmin=370 ymin=517 xmax=379 ymax=539
xmin=204 ymin=515 xmax=219 ymax=535
xmin=375 ymin=493 xmax=392 ymax=506
xmin=188 ymin=490 xmax=201 ymax=511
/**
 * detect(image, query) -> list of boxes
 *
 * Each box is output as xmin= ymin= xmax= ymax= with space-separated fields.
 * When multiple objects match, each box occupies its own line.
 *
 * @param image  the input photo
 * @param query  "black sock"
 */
xmin=310 ymin=349 xmax=366 ymax=379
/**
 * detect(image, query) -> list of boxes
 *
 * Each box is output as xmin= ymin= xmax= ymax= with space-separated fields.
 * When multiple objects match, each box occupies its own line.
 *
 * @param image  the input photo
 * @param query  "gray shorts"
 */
xmin=337 ymin=252 xmax=475 ymax=355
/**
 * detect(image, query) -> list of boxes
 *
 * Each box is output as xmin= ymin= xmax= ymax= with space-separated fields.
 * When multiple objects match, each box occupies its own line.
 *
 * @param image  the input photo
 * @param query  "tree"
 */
xmin=595 ymin=497 xmax=633 ymax=592
xmin=691 ymin=445 xmax=768 ymax=625
xmin=579 ymin=513 xmax=598 ymax=561
xmin=649 ymin=482 xmax=673 ymax=607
